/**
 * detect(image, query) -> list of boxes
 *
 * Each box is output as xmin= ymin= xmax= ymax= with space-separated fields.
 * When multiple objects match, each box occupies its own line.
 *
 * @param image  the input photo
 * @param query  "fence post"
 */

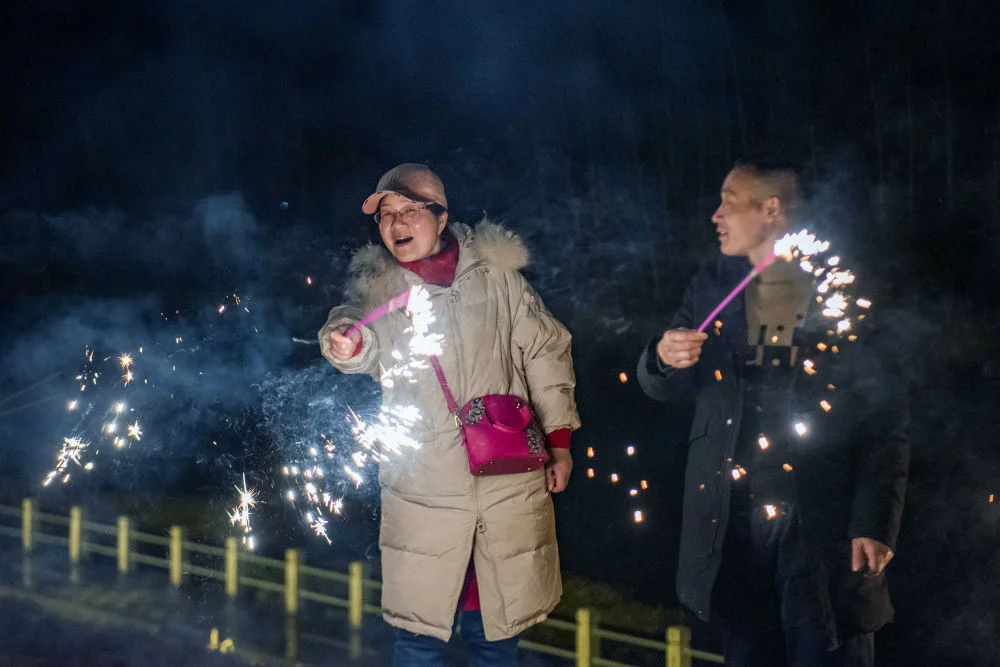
xmin=69 ymin=506 xmax=83 ymax=563
xmin=349 ymin=561 xmax=366 ymax=629
xmin=169 ymin=526 xmax=184 ymax=587
xmin=285 ymin=548 xmax=301 ymax=615
xmin=117 ymin=516 xmax=130 ymax=573
xmin=22 ymin=498 xmax=34 ymax=552
xmin=576 ymin=608 xmax=600 ymax=667
xmin=666 ymin=625 xmax=691 ymax=667
xmin=225 ymin=537 xmax=239 ymax=599
xmin=349 ymin=561 xmax=366 ymax=660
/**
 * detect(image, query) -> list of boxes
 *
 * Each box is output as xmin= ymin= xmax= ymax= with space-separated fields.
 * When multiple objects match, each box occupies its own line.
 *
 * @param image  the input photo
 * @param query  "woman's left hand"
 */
xmin=545 ymin=449 xmax=573 ymax=493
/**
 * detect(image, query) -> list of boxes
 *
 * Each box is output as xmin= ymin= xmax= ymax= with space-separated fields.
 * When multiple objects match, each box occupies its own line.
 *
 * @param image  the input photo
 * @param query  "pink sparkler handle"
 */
xmin=695 ymin=252 xmax=777 ymax=332
xmin=346 ymin=288 xmax=412 ymax=338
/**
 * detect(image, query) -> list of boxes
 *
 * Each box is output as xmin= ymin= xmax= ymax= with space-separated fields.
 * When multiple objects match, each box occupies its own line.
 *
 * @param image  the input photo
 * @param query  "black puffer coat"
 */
xmin=637 ymin=256 xmax=909 ymax=645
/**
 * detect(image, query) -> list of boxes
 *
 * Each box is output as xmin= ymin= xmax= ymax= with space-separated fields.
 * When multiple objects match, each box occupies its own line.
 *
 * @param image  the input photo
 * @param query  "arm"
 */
xmin=317 ymin=304 xmax=381 ymax=377
xmin=846 ymin=348 xmax=911 ymax=552
xmin=636 ymin=279 xmax=702 ymax=402
xmin=510 ymin=273 xmax=581 ymax=433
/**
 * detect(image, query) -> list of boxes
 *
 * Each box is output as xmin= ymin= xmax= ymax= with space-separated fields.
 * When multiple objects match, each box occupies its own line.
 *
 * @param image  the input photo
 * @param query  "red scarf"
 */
xmin=398 ymin=232 xmax=459 ymax=287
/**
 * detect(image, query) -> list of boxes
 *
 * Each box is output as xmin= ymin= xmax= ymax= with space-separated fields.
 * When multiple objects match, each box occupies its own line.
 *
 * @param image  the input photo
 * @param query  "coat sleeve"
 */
xmin=636 ymin=278 xmax=700 ymax=402
xmin=846 ymin=350 xmax=911 ymax=551
xmin=510 ymin=272 xmax=581 ymax=432
xmin=317 ymin=303 xmax=381 ymax=378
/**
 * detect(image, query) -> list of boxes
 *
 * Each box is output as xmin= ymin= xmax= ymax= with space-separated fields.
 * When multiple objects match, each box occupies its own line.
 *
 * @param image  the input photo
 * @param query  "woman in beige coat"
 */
xmin=319 ymin=164 xmax=580 ymax=666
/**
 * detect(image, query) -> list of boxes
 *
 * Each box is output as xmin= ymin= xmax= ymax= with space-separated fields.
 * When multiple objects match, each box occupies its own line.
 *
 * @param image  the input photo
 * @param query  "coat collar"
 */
xmin=344 ymin=220 xmax=530 ymax=309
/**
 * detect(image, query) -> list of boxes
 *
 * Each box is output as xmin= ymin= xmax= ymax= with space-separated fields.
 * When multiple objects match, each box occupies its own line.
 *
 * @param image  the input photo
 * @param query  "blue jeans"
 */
xmin=393 ymin=611 xmax=520 ymax=667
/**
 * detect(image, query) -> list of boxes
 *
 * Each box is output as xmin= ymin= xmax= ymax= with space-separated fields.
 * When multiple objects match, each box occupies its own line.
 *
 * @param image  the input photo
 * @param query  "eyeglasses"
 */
xmin=374 ymin=203 xmax=432 ymax=226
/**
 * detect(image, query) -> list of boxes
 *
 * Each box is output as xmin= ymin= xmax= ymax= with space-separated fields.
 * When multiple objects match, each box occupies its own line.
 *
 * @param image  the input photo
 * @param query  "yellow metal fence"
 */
xmin=0 ymin=499 xmax=723 ymax=666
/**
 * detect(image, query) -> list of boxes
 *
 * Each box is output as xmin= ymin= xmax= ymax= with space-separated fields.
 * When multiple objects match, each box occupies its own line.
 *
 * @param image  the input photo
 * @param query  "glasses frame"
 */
xmin=373 ymin=202 xmax=446 ymax=226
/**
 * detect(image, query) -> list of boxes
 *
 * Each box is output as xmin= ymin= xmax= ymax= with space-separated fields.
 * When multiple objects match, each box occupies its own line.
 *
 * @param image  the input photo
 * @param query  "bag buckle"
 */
xmin=453 ymin=411 xmax=462 ymax=428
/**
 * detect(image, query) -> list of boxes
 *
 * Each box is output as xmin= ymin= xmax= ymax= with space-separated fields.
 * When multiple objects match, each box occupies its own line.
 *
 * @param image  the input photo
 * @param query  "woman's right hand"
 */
xmin=329 ymin=325 xmax=362 ymax=361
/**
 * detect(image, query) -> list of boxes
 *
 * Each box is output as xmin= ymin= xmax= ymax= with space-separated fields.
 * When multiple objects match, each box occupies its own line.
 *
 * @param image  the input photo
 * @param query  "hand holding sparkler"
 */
xmin=655 ymin=329 xmax=708 ymax=369
xmin=328 ymin=326 xmax=362 ymax=361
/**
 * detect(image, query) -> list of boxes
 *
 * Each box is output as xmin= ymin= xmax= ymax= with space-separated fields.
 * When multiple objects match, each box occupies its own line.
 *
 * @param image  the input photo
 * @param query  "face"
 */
xmin=711 ymin=169 xmax=779 ymax=262
xmin=377 ymin=194 xmax=448 ymax=262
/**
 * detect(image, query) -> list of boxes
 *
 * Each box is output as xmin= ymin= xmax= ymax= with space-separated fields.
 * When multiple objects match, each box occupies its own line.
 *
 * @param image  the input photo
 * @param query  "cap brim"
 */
xmin=361 ymin=189 xmax=431 ymax=215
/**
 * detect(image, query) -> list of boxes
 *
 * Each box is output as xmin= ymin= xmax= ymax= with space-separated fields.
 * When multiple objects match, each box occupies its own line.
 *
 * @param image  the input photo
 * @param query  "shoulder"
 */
xmin=688 ymin=254 xmax=748 ymax=291
xmin=459 ymin=219 xmax=530 ymax=272
xmin=344 ymin=244 xmax=404 ymax=308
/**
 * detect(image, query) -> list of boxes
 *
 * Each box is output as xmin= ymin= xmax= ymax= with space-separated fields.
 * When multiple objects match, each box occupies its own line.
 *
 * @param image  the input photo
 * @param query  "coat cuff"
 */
xmin=545 ymin=428 xmax=571 ymax=449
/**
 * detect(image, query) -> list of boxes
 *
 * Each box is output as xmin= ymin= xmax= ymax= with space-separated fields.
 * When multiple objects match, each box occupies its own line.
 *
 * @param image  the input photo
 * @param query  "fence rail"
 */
xmin=1 ymin=499 xmax=723 ymax=666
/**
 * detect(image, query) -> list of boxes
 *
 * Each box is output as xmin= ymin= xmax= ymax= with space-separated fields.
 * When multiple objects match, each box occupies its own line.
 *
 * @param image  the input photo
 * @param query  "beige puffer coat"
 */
xmin=318 ymin=221 xmax=580 ymax=642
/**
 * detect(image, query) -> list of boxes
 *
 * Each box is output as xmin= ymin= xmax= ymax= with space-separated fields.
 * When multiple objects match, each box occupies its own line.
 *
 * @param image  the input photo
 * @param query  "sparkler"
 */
xmin=283 ymin=287 xmax=445 ymax=544
xmin=696 ymin=230 xmax=831 ymax=332
xmin=346 ymin=287 xmax=416 ymax=338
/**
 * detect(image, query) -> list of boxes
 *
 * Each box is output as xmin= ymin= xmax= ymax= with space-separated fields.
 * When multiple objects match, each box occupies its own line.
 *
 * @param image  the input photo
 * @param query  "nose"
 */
xmin=711 ymin=206 xmax=723 ymax=226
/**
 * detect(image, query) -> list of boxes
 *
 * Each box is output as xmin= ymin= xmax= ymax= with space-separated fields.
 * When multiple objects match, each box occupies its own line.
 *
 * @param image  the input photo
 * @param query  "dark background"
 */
xmin=1 ymin=1 xmax=999 ymax=664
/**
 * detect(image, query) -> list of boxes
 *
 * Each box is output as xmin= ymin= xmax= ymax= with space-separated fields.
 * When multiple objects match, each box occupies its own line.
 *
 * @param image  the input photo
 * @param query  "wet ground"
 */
xmin=0 ymin=543 xmax=569 ymax=666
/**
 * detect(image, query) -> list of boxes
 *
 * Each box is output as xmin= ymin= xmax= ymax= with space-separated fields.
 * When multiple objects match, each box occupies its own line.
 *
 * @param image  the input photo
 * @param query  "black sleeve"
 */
xmin=845 ymin=345 xmax=911 ymax=551
xmin=636 ymin=277 xmax=700 ymax=402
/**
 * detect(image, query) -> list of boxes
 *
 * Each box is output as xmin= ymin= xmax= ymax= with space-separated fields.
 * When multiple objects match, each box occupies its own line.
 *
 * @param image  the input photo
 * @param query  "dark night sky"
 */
xmin=1 ymin=1 xmax=1000 ymax=664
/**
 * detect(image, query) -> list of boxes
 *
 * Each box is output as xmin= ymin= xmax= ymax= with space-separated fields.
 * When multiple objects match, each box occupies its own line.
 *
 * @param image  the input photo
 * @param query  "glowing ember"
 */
xmin=626 ymin=445 xmax=635 ymax=456
xmin=586 ymin=447 xmax=595 ymax=458
xmin=794 ymin=422 xmax=808 ymax=436
xmin=633 ymin=510 xmax=643 ymax=523
xmin=629 ymin=488 xmax=638 ymax=496
xmin=714 ymin=369 xmax=723 ymax=382
xmin=618 ymin=372 xmax=628 ymax=383
xmin=782 ymin=463 xmax=794 ymax=472
xmin=764 ymin=504 xmax=778 ymax=519
xmin=820 ymin=400 xmax=832 ymax=412
xmin=127 ymin=421 xmax=142 ymax=440
xmin=587 ymin=468 xmax=595 ymax=478
xmin=803 ymin=359 xmax=817 ymax=376
xmin=758 ymin=435 xmax=770 ymax=450
xmin=640 ymin=480 xmax=648 ymax=490
xmin=610 ymin=473 xmax=619 ymax=483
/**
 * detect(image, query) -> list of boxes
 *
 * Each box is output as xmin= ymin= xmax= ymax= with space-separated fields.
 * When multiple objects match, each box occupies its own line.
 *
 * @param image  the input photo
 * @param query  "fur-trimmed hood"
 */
xmin=344 ymin=220 xmax=529 ymax=308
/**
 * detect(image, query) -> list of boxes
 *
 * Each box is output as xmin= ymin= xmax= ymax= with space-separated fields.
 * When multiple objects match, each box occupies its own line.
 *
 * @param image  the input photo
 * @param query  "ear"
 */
xmin=763 ymin=196 xmax=782 ymax=219
xmin=436 ymin=210 xmax=449 ymax=234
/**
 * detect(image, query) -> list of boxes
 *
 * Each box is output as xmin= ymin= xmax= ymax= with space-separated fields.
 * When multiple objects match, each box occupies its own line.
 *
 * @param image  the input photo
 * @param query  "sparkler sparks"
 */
xmin=228 ymin=474 xmax=257 ymax=549
xmin=43 ymin=437 xmax=91 ymax=486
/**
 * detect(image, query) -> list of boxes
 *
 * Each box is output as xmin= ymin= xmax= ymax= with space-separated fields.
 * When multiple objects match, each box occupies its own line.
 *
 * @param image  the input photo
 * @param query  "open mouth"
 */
xmin=394 ymin=236 xmax=414 ymax=247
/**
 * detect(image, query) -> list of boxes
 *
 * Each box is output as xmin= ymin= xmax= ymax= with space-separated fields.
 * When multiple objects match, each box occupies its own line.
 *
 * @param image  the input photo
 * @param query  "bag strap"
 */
xmin=428 ymin=356 xmax=460 ymax=414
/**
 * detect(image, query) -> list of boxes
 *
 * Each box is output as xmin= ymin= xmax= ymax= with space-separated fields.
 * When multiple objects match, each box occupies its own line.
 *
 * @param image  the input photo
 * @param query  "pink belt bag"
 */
xmin=429 ymin=356 xmax=550 ymax=476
